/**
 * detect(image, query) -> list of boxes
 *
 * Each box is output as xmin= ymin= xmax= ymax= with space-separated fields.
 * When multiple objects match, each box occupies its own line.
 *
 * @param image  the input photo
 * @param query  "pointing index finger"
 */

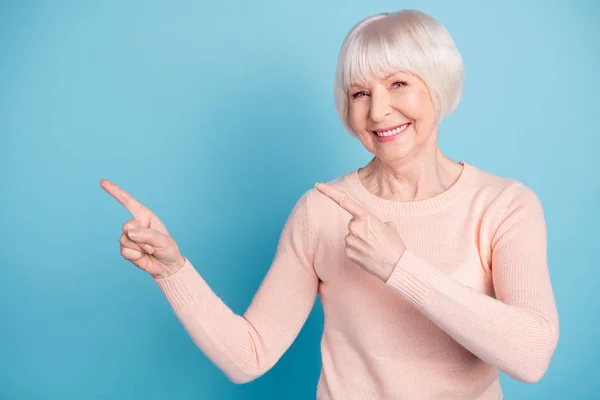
xmin=315 ymin=183 xmax=368 ymax=217
xmin=100 ymin=179 xmax=150 ymax=220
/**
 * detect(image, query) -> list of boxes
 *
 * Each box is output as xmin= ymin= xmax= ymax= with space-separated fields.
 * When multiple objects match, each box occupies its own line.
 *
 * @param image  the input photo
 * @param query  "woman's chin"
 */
xmin=372 ymin=139 xmax=416 ymax=161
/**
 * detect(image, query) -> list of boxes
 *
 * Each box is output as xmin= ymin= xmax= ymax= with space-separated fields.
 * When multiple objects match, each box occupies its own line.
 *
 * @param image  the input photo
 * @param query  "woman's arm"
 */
xmin=384 ymin=182 xmax=559 ymax=383
xmin=153 ymin=191 xmax=319 ymax=384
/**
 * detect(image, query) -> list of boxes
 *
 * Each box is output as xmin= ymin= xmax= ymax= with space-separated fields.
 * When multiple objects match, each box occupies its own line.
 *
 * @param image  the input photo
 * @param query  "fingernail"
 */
xmin=128 ymin=229 xmax=140 ymax=238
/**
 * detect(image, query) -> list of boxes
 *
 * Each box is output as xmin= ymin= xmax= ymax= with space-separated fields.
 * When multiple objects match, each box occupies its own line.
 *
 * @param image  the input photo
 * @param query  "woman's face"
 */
xmin=348 ymin=70 xmax=437 ymax=162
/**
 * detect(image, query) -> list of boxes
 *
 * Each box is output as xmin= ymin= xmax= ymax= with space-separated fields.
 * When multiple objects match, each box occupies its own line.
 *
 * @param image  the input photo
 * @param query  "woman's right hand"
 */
xmin=100 ymin=179 xmax=185 ymax=279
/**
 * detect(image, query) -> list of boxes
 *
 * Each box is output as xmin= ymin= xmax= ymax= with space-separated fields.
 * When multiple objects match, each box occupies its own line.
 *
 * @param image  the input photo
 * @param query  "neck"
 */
xmin=358 ymin=147 xmax=463 ymax=202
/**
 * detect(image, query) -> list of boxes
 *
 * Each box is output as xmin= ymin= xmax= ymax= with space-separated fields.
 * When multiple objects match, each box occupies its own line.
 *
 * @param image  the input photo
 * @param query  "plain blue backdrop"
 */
xmin=0 ymin=0 xmax=598 ymax=399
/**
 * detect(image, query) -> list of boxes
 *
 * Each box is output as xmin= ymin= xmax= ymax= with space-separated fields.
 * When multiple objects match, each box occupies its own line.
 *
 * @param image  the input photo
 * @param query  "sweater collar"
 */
xmin=343 ymin=161 xmax=478 ymax=216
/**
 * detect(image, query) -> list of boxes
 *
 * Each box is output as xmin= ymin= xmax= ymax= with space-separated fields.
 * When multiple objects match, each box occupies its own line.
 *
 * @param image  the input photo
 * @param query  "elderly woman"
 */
xmin=101 ymin=9 xmax=559 ymax=400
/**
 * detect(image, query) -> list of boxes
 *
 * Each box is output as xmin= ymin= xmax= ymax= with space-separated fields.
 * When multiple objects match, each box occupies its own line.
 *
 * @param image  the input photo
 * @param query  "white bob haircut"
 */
xmin=334 ymin=10 xmax=464 ymax=136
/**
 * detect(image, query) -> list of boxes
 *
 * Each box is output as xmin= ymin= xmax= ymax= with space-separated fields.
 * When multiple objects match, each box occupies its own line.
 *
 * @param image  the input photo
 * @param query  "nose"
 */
xmin=369 ymin=88 xmax=392 ymax=123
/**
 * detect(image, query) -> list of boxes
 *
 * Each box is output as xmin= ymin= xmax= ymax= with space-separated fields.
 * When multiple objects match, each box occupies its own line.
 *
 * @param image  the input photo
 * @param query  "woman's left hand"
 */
xmin=315 ymin=183 xmax=406 ymax=282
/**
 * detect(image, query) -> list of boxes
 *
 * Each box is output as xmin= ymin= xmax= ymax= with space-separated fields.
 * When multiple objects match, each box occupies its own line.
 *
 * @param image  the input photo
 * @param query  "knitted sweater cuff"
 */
xmin=384 ymin=250 xmax=443 ymax=308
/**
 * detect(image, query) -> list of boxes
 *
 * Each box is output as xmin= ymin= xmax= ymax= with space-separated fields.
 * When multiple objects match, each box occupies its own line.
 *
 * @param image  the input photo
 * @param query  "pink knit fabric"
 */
xmin=153 ymin=161 xmax=559 ymax=399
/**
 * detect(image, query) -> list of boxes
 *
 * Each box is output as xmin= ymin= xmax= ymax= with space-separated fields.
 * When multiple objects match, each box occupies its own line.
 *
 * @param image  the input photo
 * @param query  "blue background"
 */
xmin=1 ymin=0 xmax=598 ymax=399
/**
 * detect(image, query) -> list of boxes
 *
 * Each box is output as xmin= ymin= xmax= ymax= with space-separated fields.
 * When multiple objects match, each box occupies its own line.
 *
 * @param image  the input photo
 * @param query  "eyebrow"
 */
xmin=380 ymin=72 xmax=398 ymax=81
xmin=349 ymin=71 xmax=409 ymax=88
xmin=382 ymin=71 xmax=411 ymax=81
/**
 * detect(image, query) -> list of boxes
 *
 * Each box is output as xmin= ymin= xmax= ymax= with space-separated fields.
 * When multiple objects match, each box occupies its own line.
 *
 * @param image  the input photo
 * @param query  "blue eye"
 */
xmin=351 ymin=91 xmax=368 ymax=99
xmin=392 ymin=81 xmax=407 ymax=88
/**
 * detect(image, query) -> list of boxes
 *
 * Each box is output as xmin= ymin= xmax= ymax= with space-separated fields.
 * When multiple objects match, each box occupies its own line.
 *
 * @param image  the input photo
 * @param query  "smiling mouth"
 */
xmin=372 ymin=123 xmax=411 ymax=137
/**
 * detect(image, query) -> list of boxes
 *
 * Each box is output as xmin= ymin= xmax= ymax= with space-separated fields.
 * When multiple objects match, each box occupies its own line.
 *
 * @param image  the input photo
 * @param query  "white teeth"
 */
xmin=376 ymin=123 xmax=409 ymax=137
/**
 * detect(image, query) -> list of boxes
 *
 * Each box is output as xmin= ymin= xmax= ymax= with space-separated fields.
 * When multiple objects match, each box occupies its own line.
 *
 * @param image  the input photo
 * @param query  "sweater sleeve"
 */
xmin=384 ymin=182 xmax=559 ymax=384
xmin=152 ymin=190 xmax=320 ymax=384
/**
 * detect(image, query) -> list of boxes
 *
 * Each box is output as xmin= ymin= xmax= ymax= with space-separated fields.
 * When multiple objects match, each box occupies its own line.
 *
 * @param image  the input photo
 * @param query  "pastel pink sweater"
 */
xmin=153 ymin=161 xmax=559 ymax=399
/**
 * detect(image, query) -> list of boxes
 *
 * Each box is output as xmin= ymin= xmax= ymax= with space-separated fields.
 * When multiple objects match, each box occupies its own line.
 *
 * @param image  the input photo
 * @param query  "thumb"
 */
xmin=384 ymin=221 xmax=397 ymax=231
